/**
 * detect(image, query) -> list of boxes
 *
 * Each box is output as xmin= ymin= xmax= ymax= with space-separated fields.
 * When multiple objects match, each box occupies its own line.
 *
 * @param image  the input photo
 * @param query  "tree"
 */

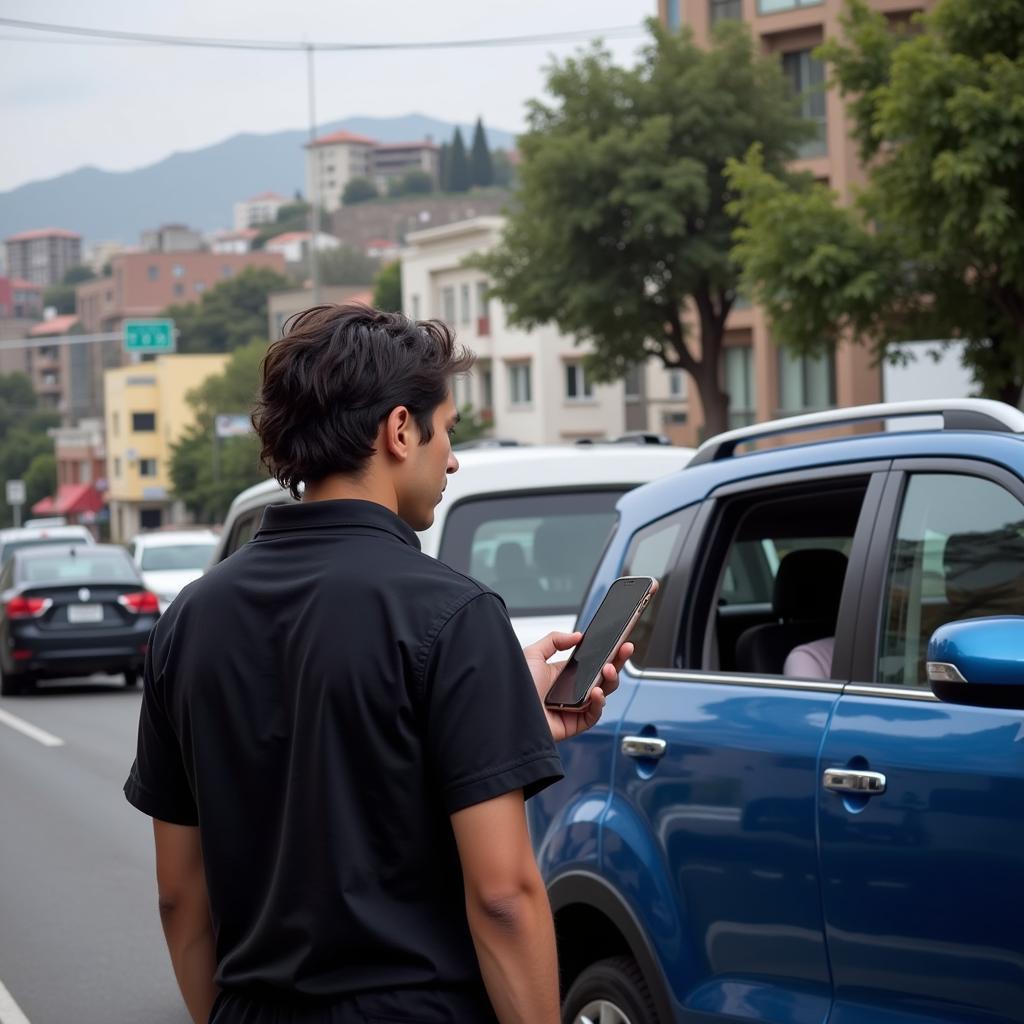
xmin=251 ymin=200 xmax=315 ymax=250
xmin=43 ymin=264 xmax=96 ymax=315
xmin=728 ymin=0 xmax=1024 ymax=405
xmin=169 ymin=340 xmax=268 ymax=523
xmin=23 ymin=452 xmax=56 ymax=510
xmin=342 ymin=177 xmax=379 ymax=205
xmin=480 ymin=19 xmax=811 ymax=436
xmin=168 ymin=266 xmax=291 ymax=354
xmin=470 ymin=118 xmax=494 ymax=187
xmin=439 ymin=141 xmax=452 ymax=191
xmin=62 ymin=265 xmax=96 ymax=286
xmin=492 ymin=149 xmax=517 ymax=189
xmin=0 ymin=373 xmax=60 ymax=527
xmin=387 ymin=170 xmax=434 ymax=198
xmin=448 ymin=129 xmax=471 ymax=193
xmin=317 ymin=245 xmax=378 ymax=287
xmin=373 ymin=261 xmax=402 ymax=313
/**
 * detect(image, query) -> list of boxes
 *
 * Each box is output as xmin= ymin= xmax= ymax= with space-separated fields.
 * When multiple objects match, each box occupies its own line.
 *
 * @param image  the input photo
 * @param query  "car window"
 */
xmin=140 ymin=543 xmax=216 ymax=571
xmin=223 ymin=510 xmax=262 ymax=559
xmin=438 ymin=491 xmax=622 ymax=617
xmin=879 ymin=473 xmax=1024 ymax=687
xmin=1 ymin=536 xmax=90 ymax=566
xmin=19 ymin=552 xmax=139 ymax=583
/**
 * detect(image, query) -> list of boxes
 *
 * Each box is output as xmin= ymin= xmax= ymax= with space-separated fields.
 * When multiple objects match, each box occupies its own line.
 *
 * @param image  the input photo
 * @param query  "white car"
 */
xmin=129 ymin=530 xmax=219 ymax=613
xmin=0 ymin=524 xmax=94 ymax=567
xmin=211 ymin=445 xmax=693 ymax=647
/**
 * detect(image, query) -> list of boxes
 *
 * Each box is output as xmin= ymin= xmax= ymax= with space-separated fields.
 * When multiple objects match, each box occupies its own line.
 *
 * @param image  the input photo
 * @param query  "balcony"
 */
xmin=477 ymin=315 xmax=491 ymax=337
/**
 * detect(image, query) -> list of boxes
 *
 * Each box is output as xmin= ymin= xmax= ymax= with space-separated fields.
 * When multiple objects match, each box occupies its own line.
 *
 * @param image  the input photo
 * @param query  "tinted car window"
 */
xmin=1 ymin=537 xmax=90 ymax=566
xmin=438 ymin=491 xmax=621 ymax=616
xmin=879 ymin=473 xmax=1024 ymax=687
xmin=19 ymin=551 xmax=139 ymax=584
xmin=140 ymin=543 xmax=216 ymax=571
xmin=223 ymin=510 xmax=261 ymax=560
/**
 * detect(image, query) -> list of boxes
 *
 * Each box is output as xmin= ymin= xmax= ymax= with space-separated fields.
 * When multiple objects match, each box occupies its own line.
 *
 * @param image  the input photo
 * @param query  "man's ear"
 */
xmin=383 ymin=405 xmax=415 ymax=461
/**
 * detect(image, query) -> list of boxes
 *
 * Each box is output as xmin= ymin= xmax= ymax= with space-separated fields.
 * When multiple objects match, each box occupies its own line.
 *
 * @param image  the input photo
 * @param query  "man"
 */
xmin=124 ymin=306 xmax=632 ymax=1024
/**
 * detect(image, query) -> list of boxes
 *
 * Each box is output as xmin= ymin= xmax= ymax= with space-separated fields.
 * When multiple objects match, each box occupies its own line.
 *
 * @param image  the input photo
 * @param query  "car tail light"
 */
xmin=118 ymin=591 xmax=160 ymax=615
xmin=6 ymin=596 xmax=52 ymax=619
xmin=12 ymin=649 xmax=32 ymax=661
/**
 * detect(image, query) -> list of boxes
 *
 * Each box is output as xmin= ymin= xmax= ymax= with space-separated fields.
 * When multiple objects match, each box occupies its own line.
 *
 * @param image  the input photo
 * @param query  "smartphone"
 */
xmin=544 ymin=576 xmax=657 ymax=710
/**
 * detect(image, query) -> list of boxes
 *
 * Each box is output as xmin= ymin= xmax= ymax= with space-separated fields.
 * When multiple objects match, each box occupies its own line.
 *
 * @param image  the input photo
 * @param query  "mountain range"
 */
xmin=0 ymin=114 xmax=517 ymax=248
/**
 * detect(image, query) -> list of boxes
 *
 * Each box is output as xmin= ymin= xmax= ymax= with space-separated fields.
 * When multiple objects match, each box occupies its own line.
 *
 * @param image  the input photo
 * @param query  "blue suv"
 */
xmin=529 ymin=399 xmax=1024 ymax=1024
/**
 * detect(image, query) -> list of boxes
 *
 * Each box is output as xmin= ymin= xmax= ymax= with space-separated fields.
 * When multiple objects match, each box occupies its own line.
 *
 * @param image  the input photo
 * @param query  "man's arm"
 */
xmin=153 ymin=820 xmax=218 ymax=1024
xmin=451 ymin=790 xmax=560 ymax=1024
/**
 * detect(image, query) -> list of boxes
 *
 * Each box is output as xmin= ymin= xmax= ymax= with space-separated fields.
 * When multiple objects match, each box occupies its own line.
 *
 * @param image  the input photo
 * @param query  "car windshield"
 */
xmin=140 ymin=543 xmax=216 ymax=571
xmin=19 ymin=552 xmax=139 ymax=584
xmin=1 ymin=537 xmax=90 ymax=566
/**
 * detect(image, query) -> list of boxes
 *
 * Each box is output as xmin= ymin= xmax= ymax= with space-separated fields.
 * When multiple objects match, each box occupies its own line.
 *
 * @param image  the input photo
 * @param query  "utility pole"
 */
xmin=306 ymin=44 xmax=322 ymax=305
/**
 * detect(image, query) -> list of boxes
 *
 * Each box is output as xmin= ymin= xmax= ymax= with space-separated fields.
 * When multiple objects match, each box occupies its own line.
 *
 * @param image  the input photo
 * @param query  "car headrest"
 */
xmin=773 ymin=548 xmax=848 ymax=622
xmin=494 ymin=541 xmax=529 ymax=580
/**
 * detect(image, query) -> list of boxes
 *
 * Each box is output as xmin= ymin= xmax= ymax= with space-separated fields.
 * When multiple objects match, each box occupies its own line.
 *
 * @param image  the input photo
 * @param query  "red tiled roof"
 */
xmin=5 ymin=227 xmax=82 ymax=242
xmin=213 ymin=228 xmax=260 ymax=240
xmin=265 ymin=231 xmax=310 ymax=246
xmin=246 ymin=191 xmax=288 ymax=202
xmin=306 ymin=130 xmax=378 ymax=148
xmin=29 ymin=315 xmax=78 ymax=337
xmin=31 ymin=483 xmax=104 ymax=516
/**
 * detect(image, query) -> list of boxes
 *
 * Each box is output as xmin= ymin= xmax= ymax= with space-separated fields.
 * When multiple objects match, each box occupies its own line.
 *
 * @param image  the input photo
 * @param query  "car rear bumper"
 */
xmin=5 ymin=619 xmax=155 ymax=678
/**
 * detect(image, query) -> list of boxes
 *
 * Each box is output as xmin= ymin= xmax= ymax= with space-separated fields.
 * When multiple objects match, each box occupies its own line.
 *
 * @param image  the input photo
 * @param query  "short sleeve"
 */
xmin=123 ymin=643 xmax=198 ymax=826
xmin=423 ymin=592 xmax=563 ymax=814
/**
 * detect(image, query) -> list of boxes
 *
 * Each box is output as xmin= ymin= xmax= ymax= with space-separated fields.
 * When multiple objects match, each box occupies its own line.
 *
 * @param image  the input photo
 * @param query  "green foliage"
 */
xmin=251 ymin=200 xmax=318 ymax=250
xmin=491 ymin=149 xmax=517 ymax=189
xmin=480 ymin=18 xmax=811 ymax=434
xmin=387 ymin=170 xmax=435 ymax=198
xmin=448 ymin=129 xmax=471 ymax=193
xmin=168 ymin=340 xmax=269 ymax=523
xmin=342 ymin=177 xmax=379 ymax=205
xmin=439 ymin=142 xmax=451 ymax=191
xmin=275 ymin=199 xmax=311 ymax=223
xmin=470 ymin=118 xmax=494 ymax=187
xmin=730 ymin=0 xmax=1024 ymax=404
xmin=0 ymin=373 xmax=60 ymax=527
xmin=372 ymin=261 xmax=402 ymax=312
xmin=167 ymin=266 xmax=291 ymax=354
xmin=452 ymin=404 xmax=493 ymax=445
xmin=23 ymin=453 xmax=56 ymax=510
xmin=62 ymin=265 xmax=96 ymax=286
xmin=317 ymin=245 xmax=379 ymax=287
xmin=42 ymin=284 xmax=76 ymax=315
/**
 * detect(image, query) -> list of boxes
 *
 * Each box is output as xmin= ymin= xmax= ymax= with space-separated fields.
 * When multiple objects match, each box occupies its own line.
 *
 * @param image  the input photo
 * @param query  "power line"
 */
xmin=0 ymin=16 xmax=644 ymax=53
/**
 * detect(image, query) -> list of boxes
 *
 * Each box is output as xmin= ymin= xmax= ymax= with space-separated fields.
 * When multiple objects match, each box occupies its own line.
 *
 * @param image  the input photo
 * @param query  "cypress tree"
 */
xmin=439 ymin=141 xmax=451 ymax=192
xmin=449 ymin=128 xmax=471 ymax=193
xmin=470 ymin=117 xmax=494 ymax=187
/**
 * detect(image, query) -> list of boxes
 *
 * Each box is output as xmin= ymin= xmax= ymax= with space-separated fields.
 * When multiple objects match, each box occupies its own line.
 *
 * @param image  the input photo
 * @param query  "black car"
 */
xmin=0 ymin=544 xmax=159 ymax=696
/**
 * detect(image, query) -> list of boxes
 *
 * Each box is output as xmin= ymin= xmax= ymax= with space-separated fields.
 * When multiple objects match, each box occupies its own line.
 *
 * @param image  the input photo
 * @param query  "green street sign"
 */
xmin=123 ymin=319 xmax=176 ymax=354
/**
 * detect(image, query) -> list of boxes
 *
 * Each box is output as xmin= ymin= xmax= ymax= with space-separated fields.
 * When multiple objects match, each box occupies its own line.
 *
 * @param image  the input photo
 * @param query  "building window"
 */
xmin=508 ymin=362 xmax=532 ymax=406
xmin=112 ymin=411 xmax=119 ymax=437
xmin=132 ymin=411 xmax=156 ymax=432
xmin=669 ymin=369 xmax=688 ymax=398
xmin=173 ymin=283 xmax=185 ymax=297
xmin=710 ymin=0 xmax=742 ymax=22
xmin=460 ymin=284 xmax=471 ymax=324
xmin=113 ymin=457 xmax=121 ymax=477
xmin=172 ymin=264 xmax=184 ymax=278
xmin=665 ymin=0 xmax=682 ymax=30
xmin=758 ymin=0 xmax=823 ymax=11
xmin=140 ymin=508 xmax=163 ymax=530
xmin=777 ymin=346 xmax=835 ymax=413
xmin=411 ymin=294 xmax=421 ymax=320
xmin=147 ymin=265 xmax=159 ymax=281
xmin=565 ymin=361 xmax=594 ymax=402
xmin=723 ymin=346 xmax=755 ymax=428
xmin=195 ymin=281 xmax=205 ymax=294
xmin=476 ymin=281 xmax=489 ymax=318
xmin=482 ymin=367 xmax=493 ymax=410
xmin=782 ymin=49 xmax=827 ymax=158
xmin=139 ymin=458 xmax=158 ymax=477
xmin=624 ymin=366 xmax=642 ymax=400
xmin=222 ymin=265 xmax=234 ymax=279
xmin=442 ymin=286 xmax=456 ymax=325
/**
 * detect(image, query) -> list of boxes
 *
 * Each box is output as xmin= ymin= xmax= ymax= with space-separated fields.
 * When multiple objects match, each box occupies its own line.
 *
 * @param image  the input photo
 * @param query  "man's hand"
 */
xmin=522 ymin=631 xmax=633 ymax=742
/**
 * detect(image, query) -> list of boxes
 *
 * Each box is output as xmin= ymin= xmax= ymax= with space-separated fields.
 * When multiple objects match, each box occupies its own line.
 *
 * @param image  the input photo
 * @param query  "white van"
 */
xmin=211 ymin=445 xmax=693 ymax=647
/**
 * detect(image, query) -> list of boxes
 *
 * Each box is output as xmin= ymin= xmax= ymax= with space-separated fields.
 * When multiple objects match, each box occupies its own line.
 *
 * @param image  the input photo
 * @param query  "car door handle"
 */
xmin=621 ymin=736 xmax=667 ymax=759
xmin=823 ymin=768 xmax=887 ymax=795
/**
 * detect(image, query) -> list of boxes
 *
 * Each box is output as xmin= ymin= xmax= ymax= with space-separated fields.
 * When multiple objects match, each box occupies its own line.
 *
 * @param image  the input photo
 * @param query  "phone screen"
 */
xmin=544 ymin=577 xmax=653 ymax=707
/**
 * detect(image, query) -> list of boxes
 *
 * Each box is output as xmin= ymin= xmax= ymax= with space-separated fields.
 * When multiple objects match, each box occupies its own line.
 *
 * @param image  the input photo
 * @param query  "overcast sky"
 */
xmin=0 ymin=0 xmax=653 ymax=193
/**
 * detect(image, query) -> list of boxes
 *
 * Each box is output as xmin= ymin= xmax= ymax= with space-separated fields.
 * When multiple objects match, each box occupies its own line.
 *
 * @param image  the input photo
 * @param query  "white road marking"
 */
xmin=0 ymin=708 xmax=64 ymax=748
xmin=0 ymin=979 xmax=32 ymax=1024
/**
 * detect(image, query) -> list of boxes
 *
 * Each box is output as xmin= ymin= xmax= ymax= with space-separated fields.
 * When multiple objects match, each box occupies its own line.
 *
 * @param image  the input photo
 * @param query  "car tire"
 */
xmin=123 ymin=668 xmax=140 ymax=688
xmin=562 ymin=955 xmax=658 ymax=1024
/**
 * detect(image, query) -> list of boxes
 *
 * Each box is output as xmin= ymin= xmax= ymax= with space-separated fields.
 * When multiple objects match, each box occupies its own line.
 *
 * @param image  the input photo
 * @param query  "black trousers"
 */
xmin=209 ymin=986 xmax=500 ymax=1024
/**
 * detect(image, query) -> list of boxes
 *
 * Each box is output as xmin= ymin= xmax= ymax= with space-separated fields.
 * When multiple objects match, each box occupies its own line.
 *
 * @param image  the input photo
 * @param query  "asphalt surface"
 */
xmin=0 ymin=675 xmax=188 ymax=1024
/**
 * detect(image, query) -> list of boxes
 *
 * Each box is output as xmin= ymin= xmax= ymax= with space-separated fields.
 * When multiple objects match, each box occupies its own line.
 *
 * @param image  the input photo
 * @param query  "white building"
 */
xmin=304 ymin=131 xmax=376 ymax=213
xmin=209 ymin=228 xmax=259 ymax=255
xmin=402 ymin=217 xmax=630 ymax=445
xmin=264 ymin=230 xmax=340 ymax=265
xmin=233 ymin=192 xmax=289 ymax=231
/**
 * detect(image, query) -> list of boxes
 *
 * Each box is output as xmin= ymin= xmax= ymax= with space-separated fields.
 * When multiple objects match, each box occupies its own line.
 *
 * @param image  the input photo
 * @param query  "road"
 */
xmin=0 ymin=676 xmax=188 ymax=1024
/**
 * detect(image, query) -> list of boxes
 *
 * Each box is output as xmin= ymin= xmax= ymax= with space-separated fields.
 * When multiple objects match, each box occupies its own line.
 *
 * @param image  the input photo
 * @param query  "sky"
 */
xmin=0 ymin=0 xmax=654 ymax=193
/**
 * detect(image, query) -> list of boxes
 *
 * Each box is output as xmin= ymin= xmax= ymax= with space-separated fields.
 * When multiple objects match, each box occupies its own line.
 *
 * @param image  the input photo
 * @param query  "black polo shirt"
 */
xmin=124 ymin=499 xmax=563 ymax=1012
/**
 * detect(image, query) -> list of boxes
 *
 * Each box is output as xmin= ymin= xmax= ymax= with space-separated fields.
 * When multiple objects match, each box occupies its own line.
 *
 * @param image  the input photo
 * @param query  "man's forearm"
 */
xmin=159 ymin=901 xmax=218 ymax=1024
xmin=465 ymin=882 xmax=561 ymax=1024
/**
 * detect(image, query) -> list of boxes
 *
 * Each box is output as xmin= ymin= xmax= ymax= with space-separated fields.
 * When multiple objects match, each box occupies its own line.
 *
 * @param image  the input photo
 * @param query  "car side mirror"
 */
xmin=927 ymin=616 xmax=1024 ymax=710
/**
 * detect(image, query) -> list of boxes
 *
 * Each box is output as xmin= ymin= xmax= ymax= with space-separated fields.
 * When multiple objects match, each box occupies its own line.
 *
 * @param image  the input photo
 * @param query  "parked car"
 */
xmin=211 ymin=445 xmax=694 ymax=647
xmin=530 ymin=398 xmax=1024 ymax=1024
xmin=129 ymin=529 xmax=219 ymax=613
xmin=0 ymin=524 xmax=94 ymax=567
xmin=0 ymin=544 xmax=159 ymax=695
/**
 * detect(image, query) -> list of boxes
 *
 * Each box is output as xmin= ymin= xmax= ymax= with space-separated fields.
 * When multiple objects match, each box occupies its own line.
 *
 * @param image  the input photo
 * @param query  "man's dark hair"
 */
xmin=253 ymin=304 xmax=475 ymax=498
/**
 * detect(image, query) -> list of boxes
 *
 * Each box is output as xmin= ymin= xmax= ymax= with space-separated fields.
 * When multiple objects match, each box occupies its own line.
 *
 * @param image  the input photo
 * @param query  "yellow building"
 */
xmin=104 ymin=354 xmax=228 ymax=541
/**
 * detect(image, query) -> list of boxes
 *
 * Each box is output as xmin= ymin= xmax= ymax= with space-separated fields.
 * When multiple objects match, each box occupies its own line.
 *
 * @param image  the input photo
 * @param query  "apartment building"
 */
xmin=371 ymin=141 xmax=440 ymax=193
xmin=653 ymin=0 xmax=929 ymax=443
xmin=104 ymin=354 xmax=229 ymax=540
xmin=234 ymin=191 xmax=289 ymax=231
xmin=3 ymin=228 xmax=82 ymax=288
xmin=305 ymin=130 xmax=377 ymax=213
xmin=29 ymin=419 xmax=107 ymax=530
xmin=267 ymin=285 xmax=373 ymax=341
xmin=140 ymin=223 xmax=204 ymax=253
xmin=402 ymin=217 xmax=638 ymax=445
xmin=264 ymin=230 xmax=340 ymax=265
xmin=25 ymin=315 xmax=96 ymax=423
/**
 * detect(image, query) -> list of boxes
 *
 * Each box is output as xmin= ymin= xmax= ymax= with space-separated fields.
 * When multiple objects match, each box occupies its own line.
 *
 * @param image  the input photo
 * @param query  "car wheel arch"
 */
xmin=548 ymin=870 xmax=675 ymax=1023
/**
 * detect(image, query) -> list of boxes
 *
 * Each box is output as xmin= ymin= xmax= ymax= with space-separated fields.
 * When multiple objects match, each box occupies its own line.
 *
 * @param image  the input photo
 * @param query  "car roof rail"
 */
xmin=689 ymin=398 xmax=1024 ymax=467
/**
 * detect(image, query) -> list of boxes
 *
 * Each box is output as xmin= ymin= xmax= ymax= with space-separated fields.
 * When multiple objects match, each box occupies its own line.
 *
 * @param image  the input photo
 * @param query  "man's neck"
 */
xmin=302 ymin=472 xmax=398 ymax=515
